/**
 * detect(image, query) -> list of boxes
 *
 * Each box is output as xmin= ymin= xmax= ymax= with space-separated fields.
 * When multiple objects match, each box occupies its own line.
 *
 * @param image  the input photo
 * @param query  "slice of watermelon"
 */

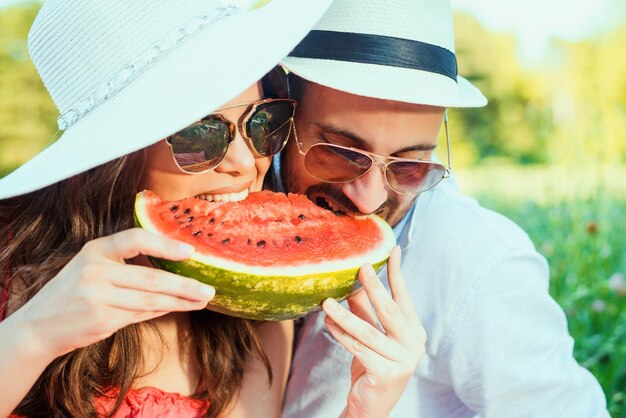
xmin=134 ymin=190 xmax=396 ymax=320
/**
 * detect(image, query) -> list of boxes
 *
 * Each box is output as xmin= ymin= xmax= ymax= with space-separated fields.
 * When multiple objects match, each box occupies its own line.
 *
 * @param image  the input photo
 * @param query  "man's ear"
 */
xmin=261 ymin=65 xmax=290 ymax=99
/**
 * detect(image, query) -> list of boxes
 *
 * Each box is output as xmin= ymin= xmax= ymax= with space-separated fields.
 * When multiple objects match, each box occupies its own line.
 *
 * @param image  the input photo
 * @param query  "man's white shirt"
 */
xmin=274 ymin=161 xmax=608 ymax=418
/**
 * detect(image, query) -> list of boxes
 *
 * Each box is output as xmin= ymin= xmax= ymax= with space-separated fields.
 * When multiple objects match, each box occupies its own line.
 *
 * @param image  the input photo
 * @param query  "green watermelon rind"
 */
xmin=134 ymin=191 xmax=396 ymax=321
xmin=150 ymin=257 xmax=388 ymax=321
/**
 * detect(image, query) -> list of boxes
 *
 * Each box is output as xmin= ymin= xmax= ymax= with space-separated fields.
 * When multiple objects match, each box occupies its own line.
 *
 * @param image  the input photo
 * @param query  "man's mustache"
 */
xmin=304 ymin=182 xmax=389 ymax=216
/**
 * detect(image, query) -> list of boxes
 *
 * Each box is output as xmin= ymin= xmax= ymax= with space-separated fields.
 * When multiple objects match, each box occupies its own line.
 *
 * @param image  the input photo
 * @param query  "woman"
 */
xmin=0 ymin=0 xmax=426 ymax=417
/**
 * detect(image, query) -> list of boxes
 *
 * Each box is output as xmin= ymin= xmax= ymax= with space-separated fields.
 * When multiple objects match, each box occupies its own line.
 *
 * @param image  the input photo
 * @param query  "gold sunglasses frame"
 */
xmin=293 ymin=112 xmax=452 ymax=195
xmin=166 ymin=98 xmax=297 ymax=174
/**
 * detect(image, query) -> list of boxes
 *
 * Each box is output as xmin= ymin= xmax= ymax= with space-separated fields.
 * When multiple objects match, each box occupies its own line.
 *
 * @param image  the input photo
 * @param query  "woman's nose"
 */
xmin=214 ymin=133 xmax=255 ymax=175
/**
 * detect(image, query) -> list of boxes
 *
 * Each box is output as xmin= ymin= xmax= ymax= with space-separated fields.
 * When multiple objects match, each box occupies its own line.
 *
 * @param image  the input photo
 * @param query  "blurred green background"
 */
xmin=0 ymin=1 xmax=625 ymax=416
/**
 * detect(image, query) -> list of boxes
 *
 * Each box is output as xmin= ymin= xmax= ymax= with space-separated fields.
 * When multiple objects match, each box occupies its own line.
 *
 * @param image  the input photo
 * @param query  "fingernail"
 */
xmin=361 ymin=264 xmax=375 ymax=275
xmin=324 ymin=298 xmax=340 ymax=312
xmin=199 ymin=285 xmax=215 ymax=299
xmin=179 ymin=243 xmax=195 ymax=255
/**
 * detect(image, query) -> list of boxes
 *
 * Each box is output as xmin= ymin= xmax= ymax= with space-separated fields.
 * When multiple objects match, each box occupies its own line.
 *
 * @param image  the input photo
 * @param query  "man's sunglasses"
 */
xmin=294 ymin=113 xmax=452 ymax=195
xmin=166 ymin=98 xmax=296 ymax=174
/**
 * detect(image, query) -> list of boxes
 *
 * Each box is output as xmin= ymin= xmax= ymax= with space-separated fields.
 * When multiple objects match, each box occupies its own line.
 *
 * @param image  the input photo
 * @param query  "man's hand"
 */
xmin=323 ymin=246 xmax=427 ymax=418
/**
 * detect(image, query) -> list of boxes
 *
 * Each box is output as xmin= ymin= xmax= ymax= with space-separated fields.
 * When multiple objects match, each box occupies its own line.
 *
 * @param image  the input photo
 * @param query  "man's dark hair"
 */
xmin=262 ymin=66 xmax=308 ymax=102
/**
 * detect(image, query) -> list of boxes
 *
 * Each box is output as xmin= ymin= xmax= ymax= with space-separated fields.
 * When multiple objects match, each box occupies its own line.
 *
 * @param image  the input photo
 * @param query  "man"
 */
xmin=271 ymin=0 xmax=609 ymax=417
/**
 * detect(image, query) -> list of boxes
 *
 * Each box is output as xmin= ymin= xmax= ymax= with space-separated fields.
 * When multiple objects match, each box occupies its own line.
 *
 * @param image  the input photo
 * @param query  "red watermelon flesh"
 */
xmin=140 ymin=190 xmax=386 ymax=267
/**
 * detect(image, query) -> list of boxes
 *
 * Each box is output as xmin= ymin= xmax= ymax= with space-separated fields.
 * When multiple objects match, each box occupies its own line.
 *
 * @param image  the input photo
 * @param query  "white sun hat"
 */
xmin=281 ymin=0 xmax=487 ymax=108
xmin=0 ymin=0 xmax=333 ymax=200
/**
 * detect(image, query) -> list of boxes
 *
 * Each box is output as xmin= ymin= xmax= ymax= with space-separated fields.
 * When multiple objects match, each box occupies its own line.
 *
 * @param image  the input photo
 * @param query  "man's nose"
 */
xmin=340 ymin=162 xmax=388 ymax=214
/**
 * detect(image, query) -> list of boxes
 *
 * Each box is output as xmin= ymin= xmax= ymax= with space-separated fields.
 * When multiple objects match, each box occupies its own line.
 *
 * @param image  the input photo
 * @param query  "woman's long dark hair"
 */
xmin=0 ymin=149 xmax=271 ymax=417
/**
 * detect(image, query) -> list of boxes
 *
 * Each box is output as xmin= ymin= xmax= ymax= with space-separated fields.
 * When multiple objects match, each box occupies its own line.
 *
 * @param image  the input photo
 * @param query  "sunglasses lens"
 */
xmin=304 ymin=144 xmax=373 ymax=182
xmin=168 ymin=118 xmax=231 ymax=173
xmin=386 ymin=161 xmax=446 ymax=194
xmin=246 ymin=101 xmax=295 ymax=156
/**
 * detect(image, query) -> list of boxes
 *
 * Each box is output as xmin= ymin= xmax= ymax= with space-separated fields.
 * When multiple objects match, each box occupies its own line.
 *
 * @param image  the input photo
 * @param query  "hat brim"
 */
xmin=0 ymin=0 xmax=333 ymax=199
xmin=281 ymin=56 xmax=487 ymax=108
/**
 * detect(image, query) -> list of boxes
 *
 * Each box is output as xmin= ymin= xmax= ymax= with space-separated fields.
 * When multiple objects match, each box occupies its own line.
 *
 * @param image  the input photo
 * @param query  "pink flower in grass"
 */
xmin=608 ymin=272 xmax=625 ymax=296
xmin=591 ymin=299 xmax=606 ymax=312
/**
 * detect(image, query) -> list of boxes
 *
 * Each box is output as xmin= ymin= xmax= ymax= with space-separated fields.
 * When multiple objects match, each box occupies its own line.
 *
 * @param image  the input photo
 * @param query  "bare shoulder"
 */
xmin=219 ymin=320 xmax=294 ymax=418
xmin=257 ymin=320 xmax=294 ymax=348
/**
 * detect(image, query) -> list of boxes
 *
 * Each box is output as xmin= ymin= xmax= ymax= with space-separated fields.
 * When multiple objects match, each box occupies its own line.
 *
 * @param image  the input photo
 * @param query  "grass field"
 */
xmin=456 ymin=164 xmax=626 ymax=417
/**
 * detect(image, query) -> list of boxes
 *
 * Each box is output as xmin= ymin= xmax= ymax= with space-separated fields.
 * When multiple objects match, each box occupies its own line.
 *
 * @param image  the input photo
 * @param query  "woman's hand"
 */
xmin=12 ymin=228 xmax=214 ymax=358
xmin=322 ymin=246 xmax=426 ymax=418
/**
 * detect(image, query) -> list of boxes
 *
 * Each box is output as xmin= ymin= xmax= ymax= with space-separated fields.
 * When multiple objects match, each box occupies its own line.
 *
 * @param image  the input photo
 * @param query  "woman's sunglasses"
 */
xmin=294 ymin=113 xmax=452 ymax=195
xmin=166 ymin=98 xmax=296 ymax=174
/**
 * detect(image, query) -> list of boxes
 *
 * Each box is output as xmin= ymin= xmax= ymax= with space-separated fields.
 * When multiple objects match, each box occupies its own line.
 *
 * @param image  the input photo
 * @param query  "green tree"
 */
xmin=0 ymin=2 xmax=56 ymax=177
xmin=452 ymin=12 xmax=553 ymax=166
xmin=548 ymin=28 xmax=626 ymax=165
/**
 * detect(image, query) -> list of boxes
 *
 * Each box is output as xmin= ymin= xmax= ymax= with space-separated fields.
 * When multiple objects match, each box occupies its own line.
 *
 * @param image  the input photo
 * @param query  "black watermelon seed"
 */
xmin=257 ymin=240 xmax=266 ymax=247
xmin=221 ymin=238 xmax=230 ymax=245
xmin=183 ymin=208 xmax=191 ymax=215
xmin=294 ymin=236 xmax=302 ymax=243
xmin=209 ymin=218 xmax=215 ymax=224
xmin=187 ymin=216 xmax=194 ymax=222
xmin=170 ymin=205 xmax=178 ymax=212
xmin=193 ymin=231 xmax=202 ymax=237
xmin=247 ymin=239 xmax=251 ymax=245
xmin=207 ymin=233 xmax=213 ymax=238
xmin=298 ymin=214 xmax=305 ymax=220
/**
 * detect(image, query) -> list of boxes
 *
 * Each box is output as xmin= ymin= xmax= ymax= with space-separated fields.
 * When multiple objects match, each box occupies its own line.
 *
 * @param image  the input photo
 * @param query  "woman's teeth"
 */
xmin=196 ymin=189 xmax=249 ymax=202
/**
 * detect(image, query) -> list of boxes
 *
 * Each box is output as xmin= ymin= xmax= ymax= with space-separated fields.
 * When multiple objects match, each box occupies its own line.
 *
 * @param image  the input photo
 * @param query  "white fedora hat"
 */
xmin=281 ymin=0 xmax=487 ymax=108
xmin=0 ymin=0 xmax=333 ymax=200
